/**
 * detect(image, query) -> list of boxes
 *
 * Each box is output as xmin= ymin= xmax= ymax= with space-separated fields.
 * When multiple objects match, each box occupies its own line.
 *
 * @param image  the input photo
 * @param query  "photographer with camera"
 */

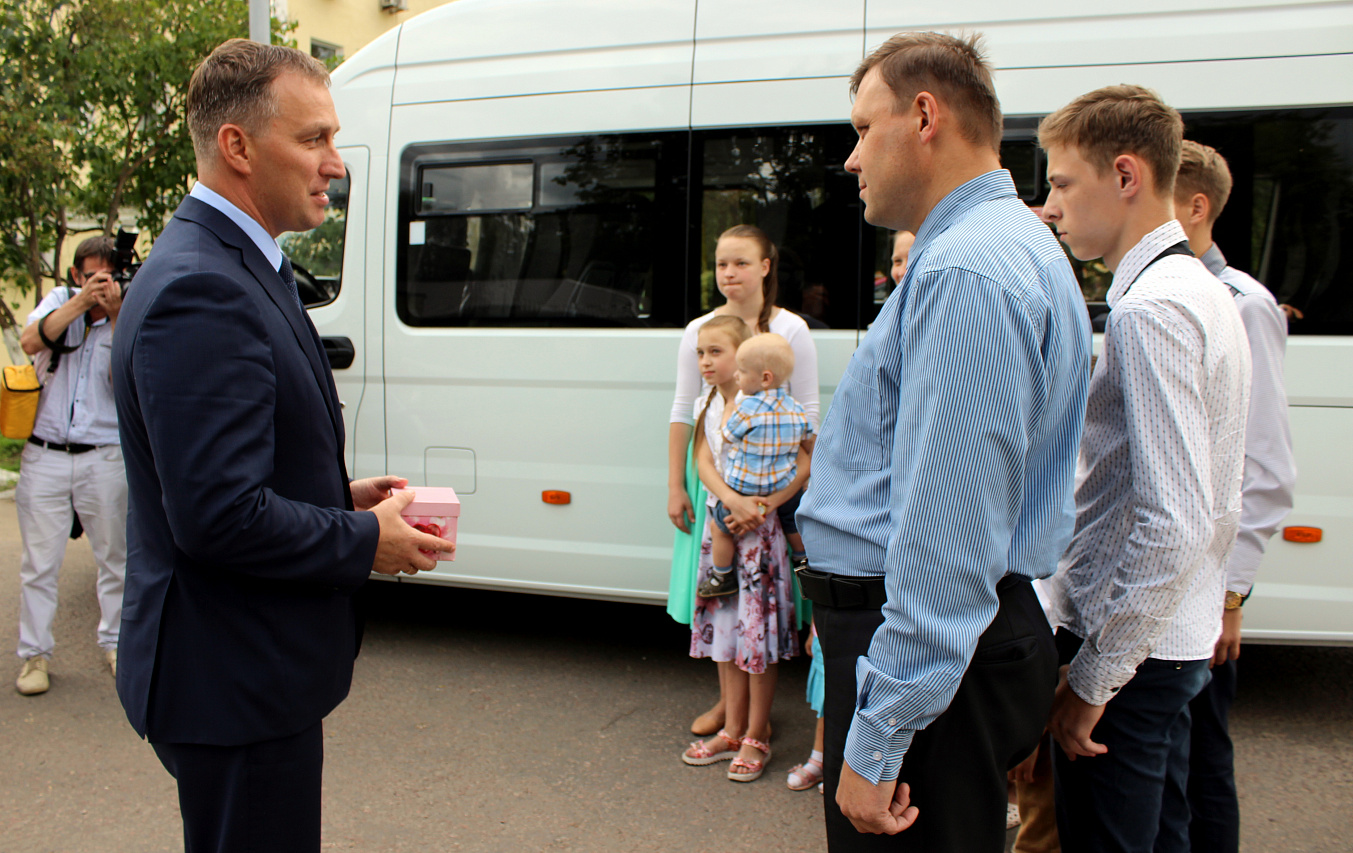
xmin=13 ymin=234 xmax=127 ymax=696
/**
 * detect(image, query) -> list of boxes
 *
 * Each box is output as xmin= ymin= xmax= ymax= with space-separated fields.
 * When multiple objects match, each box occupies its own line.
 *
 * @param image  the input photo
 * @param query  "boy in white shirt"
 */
xmin=1038 ymin=85 xmax=1251 ymax=853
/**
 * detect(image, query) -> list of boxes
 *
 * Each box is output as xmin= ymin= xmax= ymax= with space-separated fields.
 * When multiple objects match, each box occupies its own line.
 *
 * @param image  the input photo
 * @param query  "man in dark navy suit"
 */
xmin=112 ymin=39 xmax=453 ymax=853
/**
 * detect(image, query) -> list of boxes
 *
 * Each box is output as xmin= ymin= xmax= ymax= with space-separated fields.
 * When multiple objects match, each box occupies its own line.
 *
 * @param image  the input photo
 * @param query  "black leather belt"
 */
xmin=28 ymin=435 xmax=96 ymax=455
xmin=796 ymin=566 xmax=1028 ymax=610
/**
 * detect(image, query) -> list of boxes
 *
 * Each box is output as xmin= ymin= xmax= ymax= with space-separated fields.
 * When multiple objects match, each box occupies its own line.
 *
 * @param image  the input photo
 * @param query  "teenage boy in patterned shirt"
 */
xmin=1039 ymin=86 xmax=1252 ymax=853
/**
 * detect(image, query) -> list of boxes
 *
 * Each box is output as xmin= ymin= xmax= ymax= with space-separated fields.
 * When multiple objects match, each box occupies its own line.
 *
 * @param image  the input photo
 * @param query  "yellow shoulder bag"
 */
xmin=1 ymin=363 xmax=41 ymax=440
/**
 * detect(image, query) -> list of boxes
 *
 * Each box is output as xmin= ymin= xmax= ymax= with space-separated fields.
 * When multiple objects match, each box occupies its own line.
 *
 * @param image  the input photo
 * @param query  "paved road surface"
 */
xmin=1 ymin=497 xmax=1349 ymax=851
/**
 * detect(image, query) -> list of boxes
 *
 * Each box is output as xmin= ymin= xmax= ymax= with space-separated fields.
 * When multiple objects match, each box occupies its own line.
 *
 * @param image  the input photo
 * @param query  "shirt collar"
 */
xmin=911 ymin=169 xmax=1019 ymax=263
xmin=190 ymin=182 xmax=283 ymax=271
xmin=1200 ymin=242 xmax=1228 ymax=278
xmin=1106 ymin=219 xmax=1189 ymax=307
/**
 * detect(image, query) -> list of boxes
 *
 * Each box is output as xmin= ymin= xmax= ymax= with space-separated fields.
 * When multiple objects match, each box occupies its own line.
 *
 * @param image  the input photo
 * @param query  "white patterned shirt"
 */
xmin=1201 ymin=243 xmax=1297 ymax=595
xmin=1051 ymin=220 xmax=1251 ymax=706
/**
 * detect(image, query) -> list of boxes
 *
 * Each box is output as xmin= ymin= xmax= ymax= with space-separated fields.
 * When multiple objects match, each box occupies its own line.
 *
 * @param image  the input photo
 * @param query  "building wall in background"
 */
xmin=282 ymin=0 xmax=460 ymax=64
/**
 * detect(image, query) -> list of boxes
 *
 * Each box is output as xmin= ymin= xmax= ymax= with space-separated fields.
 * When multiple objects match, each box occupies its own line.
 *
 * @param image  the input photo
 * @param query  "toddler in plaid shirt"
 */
xmin=699 ymin=333 xmax=813 ymax=598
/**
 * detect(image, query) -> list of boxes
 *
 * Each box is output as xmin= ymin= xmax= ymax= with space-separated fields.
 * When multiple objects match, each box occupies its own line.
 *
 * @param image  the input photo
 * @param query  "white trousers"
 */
xmin=15 ymin=442 xmax=127 ymax=660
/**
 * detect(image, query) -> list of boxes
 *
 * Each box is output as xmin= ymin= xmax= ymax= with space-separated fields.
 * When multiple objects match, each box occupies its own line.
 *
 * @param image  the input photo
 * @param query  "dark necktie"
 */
xmin=278 ymin=255 xmax=305 ymax=312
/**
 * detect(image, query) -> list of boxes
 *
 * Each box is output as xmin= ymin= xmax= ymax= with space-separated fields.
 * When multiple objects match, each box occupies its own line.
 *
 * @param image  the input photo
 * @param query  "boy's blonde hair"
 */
xmin=737 ymin=333 xmax=795 ymax=387
xmin=1175 ymin=139 xmax=1233 ymax=224
xmin=1037 ymin=84 xmax=1183 ymax=197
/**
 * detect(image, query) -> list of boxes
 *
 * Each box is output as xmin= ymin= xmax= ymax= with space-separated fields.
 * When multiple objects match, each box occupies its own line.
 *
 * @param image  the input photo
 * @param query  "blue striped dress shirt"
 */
xmin=797 ymin=170 xmax=1092 ymax=782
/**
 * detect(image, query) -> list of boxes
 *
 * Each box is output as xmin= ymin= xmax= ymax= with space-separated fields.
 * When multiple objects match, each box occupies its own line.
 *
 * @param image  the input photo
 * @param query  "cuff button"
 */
xmin=873 ymin=751 xmax=883 ymax=761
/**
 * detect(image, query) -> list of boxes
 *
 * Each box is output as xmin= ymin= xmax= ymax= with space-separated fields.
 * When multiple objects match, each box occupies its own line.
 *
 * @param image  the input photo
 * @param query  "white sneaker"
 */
xmin=105 ymin=648 xmax=117 ymax=678
xmin=16 ymin=657 xmax=50 ymax=695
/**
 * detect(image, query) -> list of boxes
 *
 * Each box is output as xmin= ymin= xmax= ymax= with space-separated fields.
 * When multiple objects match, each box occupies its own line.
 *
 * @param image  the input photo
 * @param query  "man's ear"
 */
xmin=217 ymin=123 xmax=254 ymax=177
xmin=914 ymin=91 xmax=939 ymax=143
xmin=1113 ymin=154 xmax=1146 ymax=198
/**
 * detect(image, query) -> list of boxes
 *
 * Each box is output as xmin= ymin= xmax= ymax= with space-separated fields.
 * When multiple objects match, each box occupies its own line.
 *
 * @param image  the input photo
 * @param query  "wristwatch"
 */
xmin=1224 ymin=591 xmax=1246 ymax=610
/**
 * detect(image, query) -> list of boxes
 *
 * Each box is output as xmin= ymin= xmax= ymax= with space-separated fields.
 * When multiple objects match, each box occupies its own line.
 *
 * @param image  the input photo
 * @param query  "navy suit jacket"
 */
xmin=112 ymin=195 xmax=379 ymax=745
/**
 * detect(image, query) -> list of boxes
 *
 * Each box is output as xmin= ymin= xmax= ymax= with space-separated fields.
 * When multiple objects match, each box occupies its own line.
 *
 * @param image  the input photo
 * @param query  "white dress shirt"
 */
xmin=1051 ymin=220 xmax=1252 ymax=707
xmin=1201 ymin=243 xmax=1297 ymax=595
xmin=28 ymin=288 xmax=120 ymax=446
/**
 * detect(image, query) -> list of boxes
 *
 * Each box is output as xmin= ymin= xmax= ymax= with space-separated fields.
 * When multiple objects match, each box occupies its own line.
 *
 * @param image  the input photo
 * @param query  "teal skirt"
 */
xmin=666 ymin=441 xmax=708 ymax=625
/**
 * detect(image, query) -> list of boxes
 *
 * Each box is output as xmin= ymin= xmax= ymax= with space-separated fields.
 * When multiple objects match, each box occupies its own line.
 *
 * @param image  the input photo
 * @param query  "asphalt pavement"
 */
xmin=1 ymin=496 xmax=1349 ymax=852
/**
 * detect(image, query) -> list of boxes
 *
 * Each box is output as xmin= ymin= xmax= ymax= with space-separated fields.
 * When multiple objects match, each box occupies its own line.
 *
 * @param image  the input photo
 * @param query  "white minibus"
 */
xmin=294 ymin=0 xmax=1353 ymax=644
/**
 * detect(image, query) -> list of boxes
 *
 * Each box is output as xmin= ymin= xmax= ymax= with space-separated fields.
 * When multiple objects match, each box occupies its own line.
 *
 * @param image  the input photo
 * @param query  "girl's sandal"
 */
xmin=681 ymin=729 xmax=742 ymax=766
xmin=728 ymin=736 xmax=771 ymax=782
xmin=786 ymin=758 xmax=824 ymax=791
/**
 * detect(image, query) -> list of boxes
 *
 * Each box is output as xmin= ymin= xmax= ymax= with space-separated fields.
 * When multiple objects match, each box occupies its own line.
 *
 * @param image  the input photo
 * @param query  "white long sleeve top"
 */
xmin=1201 ymin=243 xmax=1297 ymax=595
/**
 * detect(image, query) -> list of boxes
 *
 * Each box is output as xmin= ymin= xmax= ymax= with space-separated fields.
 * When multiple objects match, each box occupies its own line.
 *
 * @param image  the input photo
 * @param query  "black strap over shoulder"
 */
xmin=1138 ymin=240 xmax=1194 ymax=278
xmin=36 ymin=287 xmax=91 ymax=374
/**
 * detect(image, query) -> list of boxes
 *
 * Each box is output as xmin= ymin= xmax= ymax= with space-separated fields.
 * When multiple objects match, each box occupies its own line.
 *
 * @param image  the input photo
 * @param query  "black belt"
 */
xmin=28 ymin=435 xmax=97 ymax=455
xmin=796 ymin=566 xmax=1028 ymax=610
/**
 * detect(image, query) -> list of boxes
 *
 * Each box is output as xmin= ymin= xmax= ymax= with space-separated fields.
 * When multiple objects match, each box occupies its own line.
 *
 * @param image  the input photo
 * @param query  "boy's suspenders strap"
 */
xmin=1136 ymin=240 xmax=1195 ymax=280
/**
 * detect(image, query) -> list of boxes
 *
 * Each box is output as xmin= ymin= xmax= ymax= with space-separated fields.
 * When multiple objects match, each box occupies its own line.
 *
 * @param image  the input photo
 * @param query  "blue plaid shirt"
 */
xmin=721 ymin=388 xmax=811 ymax=496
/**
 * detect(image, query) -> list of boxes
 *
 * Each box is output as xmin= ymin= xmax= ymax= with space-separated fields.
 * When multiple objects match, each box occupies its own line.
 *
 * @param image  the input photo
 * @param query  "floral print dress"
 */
xmin=689 ymin=392 xmax=798 ymax=674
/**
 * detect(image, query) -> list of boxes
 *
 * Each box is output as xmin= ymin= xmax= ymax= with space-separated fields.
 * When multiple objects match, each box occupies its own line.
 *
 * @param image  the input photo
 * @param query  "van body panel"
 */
xmin=319 ymin=0 xmax=1353 ymax=641
xmin=693 ymin=0 xmax=863 ymax=84
xmin=691 ymin=78 xmax=852 ymax=128
xmin=390 ymin=0 xmax=696 ymax=105
xmin=997 ymin=54 xmax=1353 ymax=116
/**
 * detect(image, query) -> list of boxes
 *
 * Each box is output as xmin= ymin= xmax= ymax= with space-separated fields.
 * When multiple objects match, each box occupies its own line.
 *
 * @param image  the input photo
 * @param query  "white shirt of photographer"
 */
xmin=26 ymin=286 xmax=120 ymax=447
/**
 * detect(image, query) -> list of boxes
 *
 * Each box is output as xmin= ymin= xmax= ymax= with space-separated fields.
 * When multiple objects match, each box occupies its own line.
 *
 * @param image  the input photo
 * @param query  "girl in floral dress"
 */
xmin=678 ymin=315 xmax=802 ymax=782
xmin=666 ymin=225 xmax=819 ymax=737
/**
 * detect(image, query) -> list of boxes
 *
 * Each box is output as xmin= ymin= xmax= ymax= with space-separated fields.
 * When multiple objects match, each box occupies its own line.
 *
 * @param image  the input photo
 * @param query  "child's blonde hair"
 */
xmin=693 ymin=316 xmax=753 ymax=440
xmin=737 ymin=333 xmax=795 ymax=388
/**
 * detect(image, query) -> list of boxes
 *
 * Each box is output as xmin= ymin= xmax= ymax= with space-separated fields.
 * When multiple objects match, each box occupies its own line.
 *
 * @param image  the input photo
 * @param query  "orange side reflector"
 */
xmin=1283 ymin=526 xmax=1322 ymax=543
xmin=542 ymin=490 xmax=571 ymax=505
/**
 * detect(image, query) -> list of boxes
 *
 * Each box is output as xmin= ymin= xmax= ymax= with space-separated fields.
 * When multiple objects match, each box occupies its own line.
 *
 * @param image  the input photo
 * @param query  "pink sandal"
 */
xmin=786 ymin=758 xmax=824 ymax=791
xmin=682 ymin=729 xmax=742 ymax=766
xmin=728 ymin=736 xmax=771 ymax=782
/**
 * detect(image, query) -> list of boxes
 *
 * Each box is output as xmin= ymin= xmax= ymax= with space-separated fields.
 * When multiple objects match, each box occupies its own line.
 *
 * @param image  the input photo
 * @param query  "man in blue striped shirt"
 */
xmin=796 ymin=32 xmax=1091 ymax=851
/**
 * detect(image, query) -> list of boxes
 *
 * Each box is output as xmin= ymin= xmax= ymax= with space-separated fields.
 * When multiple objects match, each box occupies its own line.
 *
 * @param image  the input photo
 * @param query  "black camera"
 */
xmin=112 ymin=227 xmax=141 ymax=295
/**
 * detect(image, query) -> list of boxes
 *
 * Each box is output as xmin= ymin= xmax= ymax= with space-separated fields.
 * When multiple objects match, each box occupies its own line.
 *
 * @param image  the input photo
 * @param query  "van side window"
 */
xmin=1187 ymin=107 xmax=1353 ymax=335
xmin=696 ymin=126 xmax=866 ymax=330
xmin=280 ymin=170 xmax=349 ymax=307
xmin=397 ymin=134 xmax=688 ymax=327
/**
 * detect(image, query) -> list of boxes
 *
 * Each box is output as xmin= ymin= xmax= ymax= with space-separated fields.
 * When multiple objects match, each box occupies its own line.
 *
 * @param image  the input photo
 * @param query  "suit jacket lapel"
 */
xmin=175 ymin=197 xmax=344 ymax=438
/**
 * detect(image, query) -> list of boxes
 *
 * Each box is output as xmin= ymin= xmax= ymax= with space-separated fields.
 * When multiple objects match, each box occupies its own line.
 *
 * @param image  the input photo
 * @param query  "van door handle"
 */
xmin=322 ymin=336 xmax=355 ymax=370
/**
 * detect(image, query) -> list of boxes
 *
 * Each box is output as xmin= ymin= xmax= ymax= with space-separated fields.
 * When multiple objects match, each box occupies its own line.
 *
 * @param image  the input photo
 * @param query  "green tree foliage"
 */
xmin=0 ymin=0 xmax=294 ymax=335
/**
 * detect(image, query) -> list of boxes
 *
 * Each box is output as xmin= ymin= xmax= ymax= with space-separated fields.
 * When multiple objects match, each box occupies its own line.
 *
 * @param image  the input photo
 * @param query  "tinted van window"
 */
xmin=397 ymin=135 xmax=688 ymax=327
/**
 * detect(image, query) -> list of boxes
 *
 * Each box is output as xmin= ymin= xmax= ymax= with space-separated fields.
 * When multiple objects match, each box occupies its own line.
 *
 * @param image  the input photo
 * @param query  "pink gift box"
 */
xmin=395 ymin=486 xmax=459 ymax=561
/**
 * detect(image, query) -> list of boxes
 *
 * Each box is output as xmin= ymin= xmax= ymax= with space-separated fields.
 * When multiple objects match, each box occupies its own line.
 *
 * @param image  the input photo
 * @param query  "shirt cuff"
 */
xmin=1066 ymin=643 xmax=1137 ymax=707
xmin=843 ymin=716 xmax=914 ymax=784
xmin=1224 ymin=537 xmax=1262 ymax=596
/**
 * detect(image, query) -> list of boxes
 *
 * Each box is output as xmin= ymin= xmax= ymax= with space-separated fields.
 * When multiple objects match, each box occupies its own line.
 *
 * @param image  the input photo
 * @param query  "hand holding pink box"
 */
xmin=394 ymin=487 xmax=459 ymax=561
